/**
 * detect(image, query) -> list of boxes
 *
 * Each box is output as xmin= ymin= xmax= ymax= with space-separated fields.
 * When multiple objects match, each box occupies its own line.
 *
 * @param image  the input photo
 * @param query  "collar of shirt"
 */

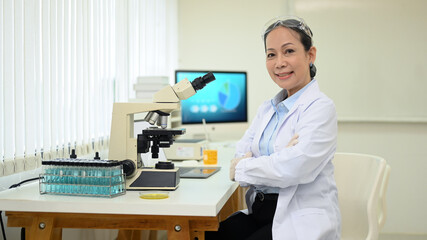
xmin=260 ymin=80 xmax=315 ymax=156
xmin=271 ymin=79 xmax=315 ymax=111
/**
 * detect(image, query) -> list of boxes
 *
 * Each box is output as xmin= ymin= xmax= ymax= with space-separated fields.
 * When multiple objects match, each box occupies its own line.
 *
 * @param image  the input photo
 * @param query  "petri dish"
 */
xmin=139 ymin=191 xmax=169 ymax=200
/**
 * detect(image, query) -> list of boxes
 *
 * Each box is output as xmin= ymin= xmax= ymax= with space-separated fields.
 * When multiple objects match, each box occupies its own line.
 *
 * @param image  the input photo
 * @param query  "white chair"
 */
xmin=333 ymin=152 xmax=386 ymax=240
xmin=378 ymin=164 xmax=391 ymax=230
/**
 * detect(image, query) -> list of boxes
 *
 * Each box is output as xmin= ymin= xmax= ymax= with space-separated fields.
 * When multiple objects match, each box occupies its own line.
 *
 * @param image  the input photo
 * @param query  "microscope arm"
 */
xmin=108 ymin=102 xmax=179 ymax=165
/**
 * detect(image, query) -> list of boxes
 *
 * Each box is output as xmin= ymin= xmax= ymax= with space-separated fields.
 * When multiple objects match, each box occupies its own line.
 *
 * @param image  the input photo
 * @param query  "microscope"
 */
xmin=108 ymin=72 xmax=215 ymax=190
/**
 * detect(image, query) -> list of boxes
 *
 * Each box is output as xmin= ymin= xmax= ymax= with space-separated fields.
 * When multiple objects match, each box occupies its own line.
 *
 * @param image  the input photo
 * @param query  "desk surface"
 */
xmin=0 ymin=142 xmax=238 ymax=217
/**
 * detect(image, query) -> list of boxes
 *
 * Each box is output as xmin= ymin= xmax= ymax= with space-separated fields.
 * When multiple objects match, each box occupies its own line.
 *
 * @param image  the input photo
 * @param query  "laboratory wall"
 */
xmin=178 ymin=0 xmax=427 ymax=237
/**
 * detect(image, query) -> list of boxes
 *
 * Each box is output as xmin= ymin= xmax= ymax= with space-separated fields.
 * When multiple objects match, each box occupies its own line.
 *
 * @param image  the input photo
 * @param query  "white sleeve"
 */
xmin=234 ymin=103 xmax=266 ymax=157
xmin=235 ymin=98 xmax=337 ymax=188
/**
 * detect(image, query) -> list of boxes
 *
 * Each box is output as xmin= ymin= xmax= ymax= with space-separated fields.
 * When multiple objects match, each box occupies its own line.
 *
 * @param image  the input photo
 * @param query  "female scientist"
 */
xmin=206 ymin=16 xmax=341 ymax=240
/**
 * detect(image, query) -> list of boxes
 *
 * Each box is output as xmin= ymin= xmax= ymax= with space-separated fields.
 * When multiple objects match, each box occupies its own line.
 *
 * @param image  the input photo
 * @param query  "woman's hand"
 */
xmin=229 ymin=134 xmax=298 ymax=181
xmin=286 ymin=134 xmax=299 ymax=148
xmin=230 ymin=152 xmax=253 ymax=181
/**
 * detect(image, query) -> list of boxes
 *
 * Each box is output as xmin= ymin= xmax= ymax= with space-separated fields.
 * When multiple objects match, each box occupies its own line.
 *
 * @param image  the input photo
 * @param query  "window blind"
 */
xmin=0 ymin=0 xmax=178 ymax=177
xmin=128 ymin=0 xmax=178 ymax=82
xmin=0 ymin=0 xmax=117 ymax=176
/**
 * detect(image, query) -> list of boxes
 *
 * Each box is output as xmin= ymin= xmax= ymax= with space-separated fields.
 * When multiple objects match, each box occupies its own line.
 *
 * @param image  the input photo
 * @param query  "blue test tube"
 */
xmin=42 ymin=160 xmax=51 ymax=193
xmin=94 ymin=161 xmax=102 ymax=195
xmin=80 ymin=161 xmax=88 ymax=194
xmin=63 ymin=161 xmax=69 ymax=194
xmin=103 ymin=161 xmax=111 ymax=195
xmin=90 ymin=161 xmax=97 ymax=195
xmin=56 ymin=161 xmax=63 ymax=193
xmin=70 ymin=161 xmax=78 ymax=194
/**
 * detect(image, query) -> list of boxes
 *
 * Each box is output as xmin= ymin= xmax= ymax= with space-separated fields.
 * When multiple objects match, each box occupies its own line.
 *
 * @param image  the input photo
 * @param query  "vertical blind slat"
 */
xmin=128 ymin=0 xmax=137 ymax=98
xmin=56 ymin=0 xmax=63 ymax=155
xmin=82 ymin=0 xmax=88 ymax=154
xmin=99 ymin=0 xmax=105 ymax=144
xmin=14 ymin=0 xmax=25 ymax=159
xmin=42 ymin=0 xmax=51 ymax=159
xmin=57 ymin=0 xmax=65 ymax=157
xmin=0 ymin=0 xmax=5 ymax=163
xmin=24 ymin=0 xmax=36 ymax=163
xmin=50 ymin=0 xmax=58 ymax=156
xmin=63 ymin=0 xmax=71 ymax=155
xmin=93 ymin=0 xmax=100 ymax=147
xmin=88 ymin=0 xmax=94 ymax=145
xmin=105 ymin=0 xmax=113 ymax=139
xmin=75 ymin=0 xmax=83 ymax=155
xmin=115 ymin=0 xmax=126 ymax=102
xmin=70 ymin=0 xmax=76 ymax=149
xmin=34 ymin=0 xmax=43 ymax=158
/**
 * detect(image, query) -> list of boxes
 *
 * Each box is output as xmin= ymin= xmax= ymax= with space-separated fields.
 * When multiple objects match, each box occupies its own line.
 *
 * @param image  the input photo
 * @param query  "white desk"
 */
xmin=0 ymin=142 xmax=240 ymax=240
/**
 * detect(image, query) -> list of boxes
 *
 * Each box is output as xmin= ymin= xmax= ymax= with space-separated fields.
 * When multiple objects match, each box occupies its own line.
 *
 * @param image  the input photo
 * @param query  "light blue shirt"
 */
xmin=256 ymin=80 xmax=314 ymax=194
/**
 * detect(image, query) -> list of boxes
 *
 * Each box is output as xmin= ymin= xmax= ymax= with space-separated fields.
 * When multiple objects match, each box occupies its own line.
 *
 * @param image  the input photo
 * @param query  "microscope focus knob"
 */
xmin=121 ymin=159 xmax=136 ymax=178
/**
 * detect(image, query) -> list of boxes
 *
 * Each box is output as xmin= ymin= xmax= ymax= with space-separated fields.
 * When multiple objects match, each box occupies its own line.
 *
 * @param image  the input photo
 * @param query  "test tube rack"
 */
xmin=39 ymin=158 xmax=126 ymax=198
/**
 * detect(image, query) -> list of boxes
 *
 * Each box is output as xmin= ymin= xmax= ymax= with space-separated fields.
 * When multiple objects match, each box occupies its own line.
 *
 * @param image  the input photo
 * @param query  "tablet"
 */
xmin=178 ymin=166 xmax=221 ymax=179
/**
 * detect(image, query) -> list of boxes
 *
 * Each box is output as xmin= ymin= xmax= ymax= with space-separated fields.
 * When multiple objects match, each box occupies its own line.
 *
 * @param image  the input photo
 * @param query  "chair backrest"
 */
xmin=378 ymin=164 xmax=391 ymax=230
xmin=333 ymin=152 xmax=386 ymax=240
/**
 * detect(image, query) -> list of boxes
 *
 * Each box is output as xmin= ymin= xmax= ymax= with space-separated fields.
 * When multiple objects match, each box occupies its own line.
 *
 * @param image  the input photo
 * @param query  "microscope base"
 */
xmin=126 ymin=168 xmax=180 ymax=191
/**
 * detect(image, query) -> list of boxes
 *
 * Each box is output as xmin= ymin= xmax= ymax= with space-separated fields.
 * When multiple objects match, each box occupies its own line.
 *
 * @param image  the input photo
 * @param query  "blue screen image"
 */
xmin=175 ymin=71 xmax=248 ymax=124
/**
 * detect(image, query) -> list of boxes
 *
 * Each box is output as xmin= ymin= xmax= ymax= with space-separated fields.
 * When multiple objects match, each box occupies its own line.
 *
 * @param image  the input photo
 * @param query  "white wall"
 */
xmin=296 ymin=0 xmax=427 ymax=122
xmin=178 ymin=0 xmax=288 ymax=122
xmin=178 ymin=0 xmax=427 ymax=235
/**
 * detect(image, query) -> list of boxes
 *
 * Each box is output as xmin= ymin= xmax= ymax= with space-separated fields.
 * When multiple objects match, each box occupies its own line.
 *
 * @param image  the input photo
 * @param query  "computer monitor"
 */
xmin=175 ymin=70 xmax=248 ymax=140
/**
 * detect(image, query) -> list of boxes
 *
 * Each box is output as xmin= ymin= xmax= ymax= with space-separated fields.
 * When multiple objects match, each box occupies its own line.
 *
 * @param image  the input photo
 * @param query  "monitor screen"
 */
xmin=175 ymin=70 xmax=248 ymax=125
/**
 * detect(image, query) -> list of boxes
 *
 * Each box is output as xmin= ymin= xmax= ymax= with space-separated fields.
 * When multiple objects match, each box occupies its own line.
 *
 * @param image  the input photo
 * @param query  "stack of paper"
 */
xmin=134 ymin=76 xmax=169 ymax=100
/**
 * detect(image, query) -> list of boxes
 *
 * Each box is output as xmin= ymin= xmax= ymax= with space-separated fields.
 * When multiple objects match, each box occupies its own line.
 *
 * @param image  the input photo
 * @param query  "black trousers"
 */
xmin=205 ymin=193 xmax=278 ymax=240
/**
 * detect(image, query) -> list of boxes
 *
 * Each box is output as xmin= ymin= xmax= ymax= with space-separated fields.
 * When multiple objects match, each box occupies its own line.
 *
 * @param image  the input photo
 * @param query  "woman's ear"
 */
xmin=308 ymin=46 xmax=317 ymax=63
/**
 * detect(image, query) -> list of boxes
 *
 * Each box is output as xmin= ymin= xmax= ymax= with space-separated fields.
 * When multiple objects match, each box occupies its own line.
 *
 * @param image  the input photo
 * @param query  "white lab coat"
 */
xmin=234 ymin=80 xmax=341 ymax=240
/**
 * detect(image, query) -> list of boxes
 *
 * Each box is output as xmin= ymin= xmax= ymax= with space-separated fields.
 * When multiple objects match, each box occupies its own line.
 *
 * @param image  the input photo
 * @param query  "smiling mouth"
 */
xmin=276 ymin=72 xmax=293 ymax=79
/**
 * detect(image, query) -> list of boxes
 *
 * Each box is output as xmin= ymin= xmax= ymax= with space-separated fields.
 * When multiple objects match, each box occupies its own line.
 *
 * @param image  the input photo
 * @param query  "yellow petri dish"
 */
xmin=139 ymin=192 xmax=169 ymax=200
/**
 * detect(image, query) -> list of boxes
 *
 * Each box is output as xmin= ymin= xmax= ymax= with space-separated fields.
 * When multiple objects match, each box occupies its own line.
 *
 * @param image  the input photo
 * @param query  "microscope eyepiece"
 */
xmin=191 ymin=72 xmax=216 ymax=91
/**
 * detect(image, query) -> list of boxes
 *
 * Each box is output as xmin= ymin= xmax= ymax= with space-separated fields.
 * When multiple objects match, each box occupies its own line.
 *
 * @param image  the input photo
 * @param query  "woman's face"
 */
xmin=265 ymin=26 xmax=316 ymax=97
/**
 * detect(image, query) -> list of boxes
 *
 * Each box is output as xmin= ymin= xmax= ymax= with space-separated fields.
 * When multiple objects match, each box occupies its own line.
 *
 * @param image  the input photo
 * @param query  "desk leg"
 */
xmin=26 ymin=216 xmax=61 ymax=240
xmin=117 ymin=230 xmax=142 ymax=240
xmin=190 ymin=230 xmax=205 ymax=240
xmin=117 ymin=230 xmax=158 ymax=240
xmin=52 ymin=228 xmax=63 ymax=240
xmin=149 ymin=230 xmax=158 ymax=240
xmin=166 ymin=219 xmax=191 ymax=240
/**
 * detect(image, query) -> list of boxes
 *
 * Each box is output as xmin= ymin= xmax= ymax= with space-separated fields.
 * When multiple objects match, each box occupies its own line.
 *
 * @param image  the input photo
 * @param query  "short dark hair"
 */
xmin=263 ymin=19 xmax=313 ymax=52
